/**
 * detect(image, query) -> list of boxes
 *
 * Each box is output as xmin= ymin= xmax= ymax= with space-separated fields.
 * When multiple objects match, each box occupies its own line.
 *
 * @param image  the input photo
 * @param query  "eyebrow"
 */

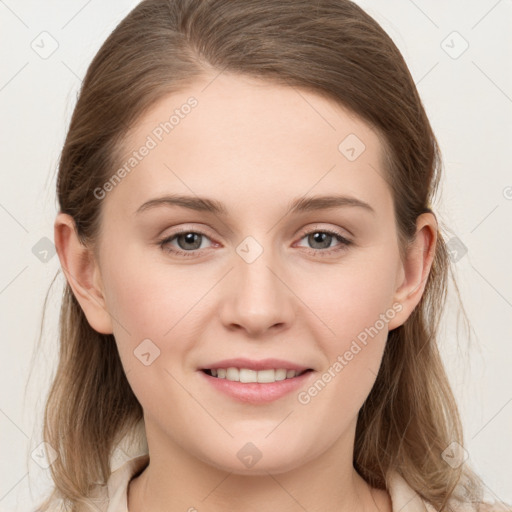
xmin=135 ymin=194 xmax=375 ymax=216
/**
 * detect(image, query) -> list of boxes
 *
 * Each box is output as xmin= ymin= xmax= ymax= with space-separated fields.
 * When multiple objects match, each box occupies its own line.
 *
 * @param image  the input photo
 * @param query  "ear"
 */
xmin=387 ymin=212 xmax=438 ymax=330
xmin=54 ymin=212 xmax=113 ymax=334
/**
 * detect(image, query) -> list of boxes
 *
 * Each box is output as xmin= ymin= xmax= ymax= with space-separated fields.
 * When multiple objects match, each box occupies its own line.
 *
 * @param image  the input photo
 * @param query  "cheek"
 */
xmin=100 ymin=250 xmax=206 ymax=414
xmin=100 ymin=246 xmax=218 ymax=378
xmin=307 ymin=247 xmax=400 ymax=345
xmin=297 ymin=276 xmax=394 ymax=431
xmin=102 ymin=246 xmax=211 ymax=333
xmin=299 ymin=246 xmax=398 ymax=402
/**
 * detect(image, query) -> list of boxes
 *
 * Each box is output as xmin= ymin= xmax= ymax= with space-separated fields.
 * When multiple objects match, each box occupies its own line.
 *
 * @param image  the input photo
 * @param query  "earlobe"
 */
xmin=387 ymin=212 xmax=438 ymax=330
xmin=54 ymin=213 xmax=113 ymax=334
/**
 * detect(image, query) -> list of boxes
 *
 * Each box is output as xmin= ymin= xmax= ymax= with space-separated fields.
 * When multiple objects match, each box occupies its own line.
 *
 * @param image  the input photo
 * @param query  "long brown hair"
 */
xmin=35 ymin=0 xmax=493 ymax=510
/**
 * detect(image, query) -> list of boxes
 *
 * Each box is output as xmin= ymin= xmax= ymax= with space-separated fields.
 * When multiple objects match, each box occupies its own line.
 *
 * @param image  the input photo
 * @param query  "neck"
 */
xmin=127 ymin=422 xmax=391 ymax=512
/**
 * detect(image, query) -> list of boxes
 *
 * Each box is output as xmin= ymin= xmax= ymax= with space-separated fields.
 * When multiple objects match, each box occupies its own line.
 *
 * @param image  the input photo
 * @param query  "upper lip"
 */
xmin=200 ymin=358 xmax=312 ymax=372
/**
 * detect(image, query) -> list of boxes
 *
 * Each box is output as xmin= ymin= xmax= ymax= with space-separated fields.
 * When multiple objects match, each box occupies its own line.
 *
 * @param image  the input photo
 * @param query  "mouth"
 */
xmin=199 ymin=366 xmax=315 ymax=404
xmin=201 ymin=367 xmax=313 ymax=383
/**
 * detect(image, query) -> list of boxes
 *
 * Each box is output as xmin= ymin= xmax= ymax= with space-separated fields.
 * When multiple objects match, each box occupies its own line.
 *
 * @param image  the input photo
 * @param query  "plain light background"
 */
xmin=0 ymin=0 xmax=511 ymax=510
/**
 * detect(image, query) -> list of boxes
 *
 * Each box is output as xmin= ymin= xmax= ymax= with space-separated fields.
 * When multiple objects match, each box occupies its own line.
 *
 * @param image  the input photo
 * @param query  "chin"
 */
xmin=196 ymin=444 xmax=311 ymax=476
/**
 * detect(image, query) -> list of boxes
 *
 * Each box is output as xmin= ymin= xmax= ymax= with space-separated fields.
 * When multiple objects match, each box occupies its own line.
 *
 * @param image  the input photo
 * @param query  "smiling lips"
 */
xmin=200 ymin=357 xmax=312 ymax=383
xmin=204 ymin=367 xmax=310 ymax=383
xmin=199 ymin=358 xmax=314 ymax=403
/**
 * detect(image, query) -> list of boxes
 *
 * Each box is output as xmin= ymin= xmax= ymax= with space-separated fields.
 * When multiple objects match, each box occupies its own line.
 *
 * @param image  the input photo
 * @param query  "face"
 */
xmin=79 ymin=73 xmax=416 ymax=474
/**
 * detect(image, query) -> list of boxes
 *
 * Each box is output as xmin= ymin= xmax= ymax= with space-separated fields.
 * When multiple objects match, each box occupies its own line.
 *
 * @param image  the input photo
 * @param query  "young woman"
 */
xmin=36 ymin=0 xmax=510 ymax=511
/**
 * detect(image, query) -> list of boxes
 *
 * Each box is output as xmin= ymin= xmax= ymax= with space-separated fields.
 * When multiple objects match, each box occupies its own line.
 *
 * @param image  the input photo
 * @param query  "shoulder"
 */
xmin=422 ymin=495 xmax=511 ymax=512
xmin=35 ymin=454 xmax=150 ymax=512
xmin=101 ymin=453 xmax=149 ymax=511
xmin=387 ymin=471 xmax=512 ymax=512
xmin=467 ymin=503 xmax=512 ymax=512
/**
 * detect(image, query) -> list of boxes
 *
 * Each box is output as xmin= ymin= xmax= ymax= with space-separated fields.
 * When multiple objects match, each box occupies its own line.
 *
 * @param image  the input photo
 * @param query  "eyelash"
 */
xmin=158 ymin=227 xmax=352 ymax=258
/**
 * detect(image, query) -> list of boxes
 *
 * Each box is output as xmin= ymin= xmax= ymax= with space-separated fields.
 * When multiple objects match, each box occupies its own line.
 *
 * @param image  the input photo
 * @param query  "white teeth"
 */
xmin=256 ymin=369 xmax=275 ymax=383
xmin=208 ymin=367 xmax=303 ymax=383
xmin=275 ymin=369 xmax=287 ymax=381
xmin=240 ymin=369 xmax=257 ymax=383
xmin=226 ymin=367 xmax=239 ymax=381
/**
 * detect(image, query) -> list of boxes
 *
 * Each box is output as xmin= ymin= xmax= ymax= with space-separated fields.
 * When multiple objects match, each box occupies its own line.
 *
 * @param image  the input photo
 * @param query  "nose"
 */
xmin=218 ymin=242 xmax=296 ymax=337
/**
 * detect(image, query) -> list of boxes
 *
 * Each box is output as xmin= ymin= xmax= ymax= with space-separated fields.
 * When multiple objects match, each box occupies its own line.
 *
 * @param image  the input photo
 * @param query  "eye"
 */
xmin=295 ymin=228 xmax=352 ymax=256
xmin=158 ymin=226 xmax=352 ymax=258
xmin=158 ymin=229 xmax=215 ymax=258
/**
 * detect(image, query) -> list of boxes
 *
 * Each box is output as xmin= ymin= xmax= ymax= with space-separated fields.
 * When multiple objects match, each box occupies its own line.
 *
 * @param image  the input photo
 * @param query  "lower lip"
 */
xmin=199 ymin=370 xmax=314 ymax=404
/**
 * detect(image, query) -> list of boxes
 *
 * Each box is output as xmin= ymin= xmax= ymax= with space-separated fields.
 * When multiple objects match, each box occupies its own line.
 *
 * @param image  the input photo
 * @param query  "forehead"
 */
xmin=103 ymin=72 xmax=392 ymax=220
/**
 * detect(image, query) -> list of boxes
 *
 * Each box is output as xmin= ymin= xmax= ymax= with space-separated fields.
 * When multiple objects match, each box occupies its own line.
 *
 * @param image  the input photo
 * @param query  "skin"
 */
xmin=55 ymin=72 xmax=437 ymax=512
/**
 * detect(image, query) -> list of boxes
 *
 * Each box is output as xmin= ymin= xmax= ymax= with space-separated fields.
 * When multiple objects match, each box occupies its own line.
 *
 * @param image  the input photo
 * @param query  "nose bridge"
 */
xmin=220 ymin=234 xmax=295 ymax=334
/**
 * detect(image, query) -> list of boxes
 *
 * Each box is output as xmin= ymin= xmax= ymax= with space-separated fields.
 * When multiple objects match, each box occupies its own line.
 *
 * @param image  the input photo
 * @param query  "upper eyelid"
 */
xmin=300 ymin=223 xmax=353 ymax=239
xmin=161 ymin=224 xmax=352 ymax=246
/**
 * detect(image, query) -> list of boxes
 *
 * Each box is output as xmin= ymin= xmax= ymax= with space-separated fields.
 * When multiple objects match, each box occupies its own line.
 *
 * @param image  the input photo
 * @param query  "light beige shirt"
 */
xmin=48 ymin=454 xmax=509 ymax=512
